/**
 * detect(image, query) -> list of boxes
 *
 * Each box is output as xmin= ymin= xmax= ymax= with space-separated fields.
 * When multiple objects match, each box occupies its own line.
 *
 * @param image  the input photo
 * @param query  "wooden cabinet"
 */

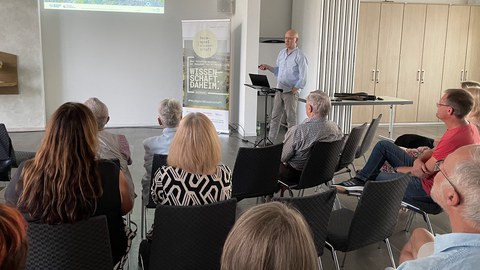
xmin=442 ymin=6 xmax=480 ymax=88
xmin=352 ymin=3 xmax=380 ymax=124
xmin=442 ymin=6 xmax=470 ymax=90
xmin=352 ymin=2 xmax=403 ymax=124
xmin=353 ymin=3 xmax=480 ymax=124
xmin=464 ymin=6 xmax=480 ymax=83
xmin=396 ymin=4 xmax=448 ymax=123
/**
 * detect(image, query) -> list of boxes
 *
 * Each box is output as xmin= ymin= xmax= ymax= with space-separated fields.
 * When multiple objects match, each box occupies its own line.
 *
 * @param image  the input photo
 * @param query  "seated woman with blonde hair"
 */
xmin=0 ymin=204 xmax=28 ymax=270
xmin=221 ymin=202 xmax=318 ymax=270
xmin=5 ymin=102 xmax=133 ymax=269
xmin=140 ymin=113 xmax=232 ymax=268
xmin=151 ymin=112 xmax=231 ymax=206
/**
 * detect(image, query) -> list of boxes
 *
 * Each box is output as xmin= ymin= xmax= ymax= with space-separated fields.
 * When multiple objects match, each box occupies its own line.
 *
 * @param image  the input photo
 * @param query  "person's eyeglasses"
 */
xmin=434 ymin=160 xmax=460 ymax=195
xmin=436 ymin=103 xmax=450 ymax=107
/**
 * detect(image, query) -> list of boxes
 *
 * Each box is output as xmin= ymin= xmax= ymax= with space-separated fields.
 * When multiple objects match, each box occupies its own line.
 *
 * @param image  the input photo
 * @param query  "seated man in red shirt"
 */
xmin=334 ymin=88 xmax=480 ymax=205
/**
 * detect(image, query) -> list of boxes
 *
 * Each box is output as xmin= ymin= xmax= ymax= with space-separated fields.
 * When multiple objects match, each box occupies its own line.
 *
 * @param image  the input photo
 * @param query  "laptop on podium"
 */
xmin=245 ymin=74 xmax=283 ymax=92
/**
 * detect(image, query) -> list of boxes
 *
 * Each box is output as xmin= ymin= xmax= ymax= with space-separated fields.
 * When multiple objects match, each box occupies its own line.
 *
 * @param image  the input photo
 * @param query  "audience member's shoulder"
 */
xmin=143 ymin=135 xmax=161 ymax=146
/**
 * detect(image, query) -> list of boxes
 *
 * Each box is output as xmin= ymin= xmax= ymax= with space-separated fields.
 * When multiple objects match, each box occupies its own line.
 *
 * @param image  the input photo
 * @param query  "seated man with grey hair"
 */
xmin=395 ymin=144 xmax=480 ymax=269
xmin=141 ymin=99 xmax=182 ymax=205
xmin=279 ymin=90 xmax=343 ymax=184
xmin=84 ymin=97 xmax=135 ymax=202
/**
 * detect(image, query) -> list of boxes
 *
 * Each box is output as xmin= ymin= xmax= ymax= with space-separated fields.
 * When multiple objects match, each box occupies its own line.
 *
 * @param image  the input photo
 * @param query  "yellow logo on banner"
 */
xmin=193 ymin=30 xmax=218 ymax=58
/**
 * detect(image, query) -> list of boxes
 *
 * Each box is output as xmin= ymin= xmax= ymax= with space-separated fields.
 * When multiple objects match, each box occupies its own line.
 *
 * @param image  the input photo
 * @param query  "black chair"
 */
xmin=231 ymin=143 xmax=282 ymax=202
xmin=279 ymin=138 xmax=344 ymax=197
xmin=402 ymin=200 xmax=442 ymax=235
xmin=335 ymin=123 xmax=368 ymax=178
xmin=354 ymin=114 xmax=382 ymax=170
xmin=0 ymin=123 xmax=35 ymax=183
xmin=139 ymin=199 xmax=237 ymax=270
xmin=26 ymin=215 xmax=113 ymax=270
xmin=273 ymin=189 xmax=338 ymax=268
xmin=326 ymin=174 xmax=410 ymax=270
xmin=141 ymin=153 xmax=168 ymax=238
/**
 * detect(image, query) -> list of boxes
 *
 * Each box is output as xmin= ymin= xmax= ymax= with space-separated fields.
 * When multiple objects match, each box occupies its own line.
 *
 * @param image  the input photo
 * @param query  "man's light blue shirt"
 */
xmin=141 ymin=127 xmax=177 ymax=203
xmin=272 ymin=47 xmax=308 ymax=92
xmin=397 ymin=233 xmax=480 ymax=270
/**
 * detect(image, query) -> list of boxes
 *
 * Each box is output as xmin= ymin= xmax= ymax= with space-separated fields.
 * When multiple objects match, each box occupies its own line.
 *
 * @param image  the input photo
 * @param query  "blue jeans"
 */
xmin=357 ymin=140 xmax=433 ymax=203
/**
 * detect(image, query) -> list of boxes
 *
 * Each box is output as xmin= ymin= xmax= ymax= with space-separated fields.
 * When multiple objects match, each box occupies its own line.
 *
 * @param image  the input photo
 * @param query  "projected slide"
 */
xmin=44 ymin=0 xmax=164 ymax=14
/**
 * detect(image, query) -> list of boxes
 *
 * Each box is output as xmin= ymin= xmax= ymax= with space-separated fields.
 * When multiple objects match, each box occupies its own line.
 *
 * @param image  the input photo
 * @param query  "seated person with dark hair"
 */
xmin=279 ymin=90 xmax=343 ymax=183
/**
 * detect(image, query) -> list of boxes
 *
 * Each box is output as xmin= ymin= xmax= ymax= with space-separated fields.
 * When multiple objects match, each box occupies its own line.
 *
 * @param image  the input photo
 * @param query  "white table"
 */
xmin=299 ymin=96 xmax=413 ymax=139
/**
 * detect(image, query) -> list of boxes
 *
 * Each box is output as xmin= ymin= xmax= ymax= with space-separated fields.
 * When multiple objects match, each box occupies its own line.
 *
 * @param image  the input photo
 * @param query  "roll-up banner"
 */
xmin=182 ymin=19 xmax=231 ymax=133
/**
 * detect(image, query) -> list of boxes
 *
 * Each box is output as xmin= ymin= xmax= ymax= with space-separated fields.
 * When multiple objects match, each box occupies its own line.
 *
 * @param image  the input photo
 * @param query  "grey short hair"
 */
xmin=451 ymin=146 xmax=480 ymax=227
xmin=158 ymin=99 xmax=182 ymax=128
xmin=306 ymin=90 xmax=331 ymax=117
xmin=84 ymin=97 xmax=109 ymax=130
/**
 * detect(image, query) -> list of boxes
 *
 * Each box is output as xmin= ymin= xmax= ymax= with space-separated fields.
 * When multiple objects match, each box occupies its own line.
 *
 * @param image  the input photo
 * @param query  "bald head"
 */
xmin=432 ymin=144 xmax=480 ymax=227
xmin=284 ymin=29 xmax=299 ymax=50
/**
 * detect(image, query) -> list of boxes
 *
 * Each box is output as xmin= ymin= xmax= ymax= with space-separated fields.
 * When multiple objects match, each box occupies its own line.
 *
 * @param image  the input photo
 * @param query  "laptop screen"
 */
xmin=249 ymin=74 xmax=271 ymax=88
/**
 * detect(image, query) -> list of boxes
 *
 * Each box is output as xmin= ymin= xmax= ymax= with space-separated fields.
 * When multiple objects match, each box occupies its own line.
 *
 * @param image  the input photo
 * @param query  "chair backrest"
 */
xmin=346 ymin=174 xmax=410 ymax=251
xmin=336 ymin=123 xmax=368 ymax=171
xmin=147 ymin=154 xmax=168 ymax=208
xmin=149 ymin=199 xmax=237 ymax=270
xmin=355 ymin=114 xmax=382 ymax=159
xmin=231 ymin=143 xmax=283 ymax=200
xmin=273 ymin=189 xmax=337 ymax=255
xmin=26 ymin=215 xmax=113 ymax=270
xmin=0 ymin=124 xmax=14 ymax=181
xmin=297 ymin=138 xmax=344 ymax=190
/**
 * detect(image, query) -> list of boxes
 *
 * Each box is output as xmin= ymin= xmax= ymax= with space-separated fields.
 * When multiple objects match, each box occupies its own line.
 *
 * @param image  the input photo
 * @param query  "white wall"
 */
xmin=0 ymin=0 xmax=45 ymax=130
xmin=260 ymin=0 xmax=292 ymax=38
xmin=40 ymin=0 xmax=233 ymax=127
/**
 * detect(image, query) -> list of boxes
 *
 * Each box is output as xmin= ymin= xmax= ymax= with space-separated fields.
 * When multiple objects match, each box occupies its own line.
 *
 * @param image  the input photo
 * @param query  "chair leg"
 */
xmin=422 ymin=212 xmax=435 ymax=235
xmin=318 ymin=256 xmax=323 ymax=270
xmin=385 ymin=238 xmax=396 ymax=269
xmin=298 ymin=189 xmax=305 ymax=197
xmin=351 ymin=163 xmax=358 ymax=173
xmin=404 ymin=211 xmax=415 ymax=232
xmin=141 ymin=204 xmax=145 ymax=239
xmin=333 ymin=194 xmax=342 ymax=210
xmin=326 ymin=242 xmax=340 ymax=270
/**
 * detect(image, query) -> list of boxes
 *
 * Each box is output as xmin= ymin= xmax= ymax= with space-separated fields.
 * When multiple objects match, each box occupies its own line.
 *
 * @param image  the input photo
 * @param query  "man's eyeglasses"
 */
xmin=434 ymin=160 xmax=460 ymax=195
xmin=436 ymin=103 xmax=450 ymax=107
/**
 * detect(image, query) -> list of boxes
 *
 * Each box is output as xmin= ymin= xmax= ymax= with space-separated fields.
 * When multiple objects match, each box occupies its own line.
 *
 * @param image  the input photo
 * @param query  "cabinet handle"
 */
xmin=417 ymin=70 xmax=420 ymax=81
xmin=421 ymin=70 xmax=425 ymax=84
xmin=371 ymin=69 xmax=375 ymax=81
xmin=465 ymin=70 xmax=468 ymax=81
xmin=376 ymin=69 xmax=380 ymax=83
xmin=461 ymin=70 xmax=464 ymax=81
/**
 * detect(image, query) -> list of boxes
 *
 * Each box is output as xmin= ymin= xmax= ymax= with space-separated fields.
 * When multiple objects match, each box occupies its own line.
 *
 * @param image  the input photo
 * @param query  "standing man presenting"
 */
xmin=259 ymin=29 xmax=308 ymax=143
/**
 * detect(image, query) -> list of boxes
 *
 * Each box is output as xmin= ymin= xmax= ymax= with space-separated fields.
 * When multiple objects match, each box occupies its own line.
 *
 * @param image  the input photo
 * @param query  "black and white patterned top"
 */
xmin=151 ymin=164 xmax=232 ymax=206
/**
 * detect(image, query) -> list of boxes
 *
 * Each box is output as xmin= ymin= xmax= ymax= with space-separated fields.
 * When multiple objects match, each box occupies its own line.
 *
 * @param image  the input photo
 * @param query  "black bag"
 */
xmin=334 ymin=92 xmax=376 ymax=101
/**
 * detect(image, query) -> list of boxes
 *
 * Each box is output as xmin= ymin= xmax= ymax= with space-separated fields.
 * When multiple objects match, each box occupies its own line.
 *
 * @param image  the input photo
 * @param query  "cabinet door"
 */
xmin=465 ymin=6 xmax=480 ymax=83
xmin=442 ymin=6 xmax=470 ymax=90
xmin=352 ymin=2 xmax=380 ymax=124
xmin=395 ymin=4 xmax=426 ymax=123
xmin=373 ymin=3 xmax=404 ymax=123
xmin=417 ymin=5 xmax=449 ymax=122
